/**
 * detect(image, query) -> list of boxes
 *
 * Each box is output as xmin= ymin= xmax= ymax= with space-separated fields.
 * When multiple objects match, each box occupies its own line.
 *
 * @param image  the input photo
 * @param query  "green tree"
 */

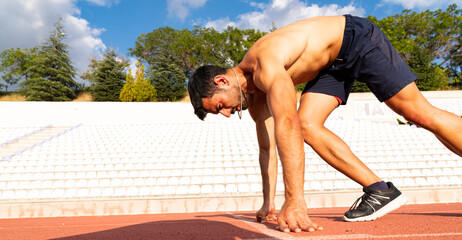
xmin=351 ymin=81 xmax=370 ymax=92
xmin=119 ymin=68 xmax=135 ymax=101
xmin=82 ymin=48 xmax=128 ymax=101
xmin=270 ymin=22 xmax=278 ymax=32
xmin=120 ymin=61 xmax=157 ymax=102
xmin=368 ymin=4 xmax=461 ymax=90
xmin=130 ymin=26 xmax=266 ymax=101
xmin=0 ymin=48 xmax=36 ymax=91
xmin=222 ymin=27 xmax=266 ymax=66
xmin=151 ymin=47 xmax=187 ymax=101
xmin=130 ymin=26 xmax=227 ymax=80
xmin=20 ymin=19 xmax=79 ymax=101
xmin=130 ymin=27 xmax=188 ymax=101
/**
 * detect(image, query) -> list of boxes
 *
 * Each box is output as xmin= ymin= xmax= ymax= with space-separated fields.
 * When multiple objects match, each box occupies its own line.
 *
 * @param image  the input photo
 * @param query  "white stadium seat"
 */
xmin=0 ymin=102 xmax=460 ymax=204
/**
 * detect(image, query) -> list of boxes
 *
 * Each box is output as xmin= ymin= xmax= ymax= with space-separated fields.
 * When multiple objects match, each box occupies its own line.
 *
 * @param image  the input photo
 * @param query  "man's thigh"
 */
xmin=298 ymin=92 xmax=339 ymax=126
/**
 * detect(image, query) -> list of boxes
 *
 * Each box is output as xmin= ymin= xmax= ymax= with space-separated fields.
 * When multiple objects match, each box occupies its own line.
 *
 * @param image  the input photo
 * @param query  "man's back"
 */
xmin=239 ymin=16 xmax=346 ymax=86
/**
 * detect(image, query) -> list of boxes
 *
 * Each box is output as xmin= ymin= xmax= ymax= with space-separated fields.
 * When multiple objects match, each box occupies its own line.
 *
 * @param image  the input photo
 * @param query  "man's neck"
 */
xmin=232 ymin=67 xmax=255 ymax=94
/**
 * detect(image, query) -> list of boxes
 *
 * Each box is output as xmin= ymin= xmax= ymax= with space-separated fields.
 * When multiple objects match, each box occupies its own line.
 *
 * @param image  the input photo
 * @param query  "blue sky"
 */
xmin=0 ymin=0 xmax=461 ymax=87
xmin=74 ymin=0 xmax=399 ymax=57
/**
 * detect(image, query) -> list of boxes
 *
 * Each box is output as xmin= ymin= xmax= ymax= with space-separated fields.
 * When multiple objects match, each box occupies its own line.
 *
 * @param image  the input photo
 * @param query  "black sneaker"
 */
xmin=343 ymin=182 xmax=408 ymax=222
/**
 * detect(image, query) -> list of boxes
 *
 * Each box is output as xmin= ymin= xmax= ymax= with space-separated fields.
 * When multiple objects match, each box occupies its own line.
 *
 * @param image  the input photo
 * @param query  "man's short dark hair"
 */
xmin=188 ymin=65 xmax=227 ymax=120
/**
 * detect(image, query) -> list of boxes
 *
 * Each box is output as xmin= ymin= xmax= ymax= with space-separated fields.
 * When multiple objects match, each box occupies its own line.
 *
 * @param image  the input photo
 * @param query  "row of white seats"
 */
xmin=5 ymin=147 xmax=457 ymax=164
xmin=14 ymin=143 xmax=449 ymax=155
xmin=2 ymin=167 xmax=461 ymax=186
xmin=2 ymin=176 xmax=461 ymax=200
xmin=2 ymin=157 xmax=460 ymax=174
xmin=29 ymin=135 xmax=441 ymax=147
xmin=5 ymin=153 xmax=458 ymax=169
xmin=0 ymin=184 xmax=263 ymax=199
xmin=21 ymin=132 xmax=436 ymax=143
xmin=1 ymin=175 xmax=263 ymax=189
xmin=2 ymin=160 xmax=460 ymax=176
xmin=5 ymin=140 xmax=446 ymax=162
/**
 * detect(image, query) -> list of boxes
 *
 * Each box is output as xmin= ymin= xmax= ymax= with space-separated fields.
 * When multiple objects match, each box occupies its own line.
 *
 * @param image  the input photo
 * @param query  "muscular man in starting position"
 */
xmin=187 ymin=15 xmax=462 ymax=233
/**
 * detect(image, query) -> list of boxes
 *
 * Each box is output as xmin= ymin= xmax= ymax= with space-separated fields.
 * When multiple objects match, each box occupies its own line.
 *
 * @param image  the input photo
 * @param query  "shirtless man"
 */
xmin=187 ymin=15 xmax=462 ymax=233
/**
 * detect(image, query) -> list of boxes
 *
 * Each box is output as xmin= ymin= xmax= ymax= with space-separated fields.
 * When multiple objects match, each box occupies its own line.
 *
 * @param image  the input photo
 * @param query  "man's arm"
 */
xmin=253 ymin=59 xmax=312 ymax=232
xmin=248 ymin=93 xmax=278 ymax=222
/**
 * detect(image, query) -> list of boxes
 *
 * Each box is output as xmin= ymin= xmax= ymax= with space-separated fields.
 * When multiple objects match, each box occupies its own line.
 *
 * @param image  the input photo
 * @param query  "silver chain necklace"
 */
xmin=231 ymin=68 xmax=243 ymax=119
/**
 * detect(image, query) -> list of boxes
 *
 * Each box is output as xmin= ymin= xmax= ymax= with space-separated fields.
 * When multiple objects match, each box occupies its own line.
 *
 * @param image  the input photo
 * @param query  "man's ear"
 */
xmin=213 ymin=75 xmax=230 ymax=86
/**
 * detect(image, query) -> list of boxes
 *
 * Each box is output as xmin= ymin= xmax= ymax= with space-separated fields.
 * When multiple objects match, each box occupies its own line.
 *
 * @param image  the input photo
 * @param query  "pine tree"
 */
xmin=20 ymin=19 xmax=78 ymax=101
xmin=119 ymin=68 xmax=136 ymax=101
xmin=120 ymin=62 xmax=156 ymax=102
xmin=270 ymin=22 xmax=277 ymax=32
xmin=83 ymin=49 xmax=128 ymax=101
xmin=152 ymin=56 xmax=186 ymax=102
xmin=150 ymin=51 xmax=186 ymax=102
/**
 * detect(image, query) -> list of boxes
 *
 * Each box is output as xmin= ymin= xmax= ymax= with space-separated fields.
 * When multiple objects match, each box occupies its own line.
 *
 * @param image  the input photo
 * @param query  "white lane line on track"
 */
xmin=291 ymin=233 xmax=462 ymax=240
xmin=226 ymin=211 xmax=294 ymax=240
xmin=226 ymin=212 xmax=462 ymax=240
xmin=246 ymin=233 xmax=462 ymax=240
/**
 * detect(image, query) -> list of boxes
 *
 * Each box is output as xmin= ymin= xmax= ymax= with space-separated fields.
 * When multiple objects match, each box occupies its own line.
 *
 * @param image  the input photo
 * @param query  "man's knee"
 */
xmin=300 ymin=118 xmax=322 ymax=142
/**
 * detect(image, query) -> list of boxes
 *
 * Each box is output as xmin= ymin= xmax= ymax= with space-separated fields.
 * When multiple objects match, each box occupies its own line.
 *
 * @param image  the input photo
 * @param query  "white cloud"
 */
xmin=167 ymin=0 xmax=208 ymax=21
xmin=380 ymin=0 xmax=462 ymax=9
xmin=249 ymin=1 xmax=266 ymax=10
xmin=84 ymin=0 xmax=121 ymax=7
xmin=127 ymin=57 xmax=139 ymax=78
xmin=204 ymin=17 xmax=236 ymax=30
xmin=63 ymin=15 xmax=106 ymax=76
xmin=205 ymin=0 xmax=365 ymax=32
xmin=0 ymin=0 xmax=108 ymax=85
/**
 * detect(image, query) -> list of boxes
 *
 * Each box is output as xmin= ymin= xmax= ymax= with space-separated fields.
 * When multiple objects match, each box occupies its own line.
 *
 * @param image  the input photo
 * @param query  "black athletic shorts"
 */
xmin=302 ymin=14 xmax=418 ymax=104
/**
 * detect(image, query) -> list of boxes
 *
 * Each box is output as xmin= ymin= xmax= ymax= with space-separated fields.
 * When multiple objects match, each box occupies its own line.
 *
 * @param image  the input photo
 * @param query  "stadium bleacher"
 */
xmin=0 ymin=91 xmax=461 ymax=218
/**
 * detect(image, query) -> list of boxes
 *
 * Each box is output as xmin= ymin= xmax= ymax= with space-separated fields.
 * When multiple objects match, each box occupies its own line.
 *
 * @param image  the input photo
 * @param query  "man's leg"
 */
xmin=299 ymin=92 xmax=408 ymax=222
xmin=385 ymin=82 xmax=462 ymax=156
xmin=298 ymin=92 xmax=382 ymax=186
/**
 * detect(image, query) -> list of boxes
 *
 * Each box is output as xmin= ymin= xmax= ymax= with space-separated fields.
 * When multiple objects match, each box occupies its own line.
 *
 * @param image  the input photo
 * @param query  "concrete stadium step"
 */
xmin=0 ymin=186 xmax=461 ymax=218
xmin=0 ymin=126 xmax=77 ymax=161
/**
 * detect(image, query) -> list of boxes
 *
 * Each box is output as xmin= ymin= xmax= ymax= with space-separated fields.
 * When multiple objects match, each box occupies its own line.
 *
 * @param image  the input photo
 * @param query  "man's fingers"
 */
xmin=297 ymin=221 xmax=311 ymax=232
xmin=256 ymin=212 xmax=262 ymax=222
xmin=259 ymin=216 xmax=267 ymax=222
xmin=256 ymin=209 xmax=277 ymax=223
xmin=269 ymin=214 xmax=278 ymax=221
xmin=307 ymin=217 xmax=323 ymax=231
xmin=312 ymin=223 xmax=324 ymax=231
xmin=256 ymin=210 xmax=265 ymax=222
xmin=286 ymin=219 xmax=301 ymax=233
xmin=277 ymin=220 xmax=290 ymax=233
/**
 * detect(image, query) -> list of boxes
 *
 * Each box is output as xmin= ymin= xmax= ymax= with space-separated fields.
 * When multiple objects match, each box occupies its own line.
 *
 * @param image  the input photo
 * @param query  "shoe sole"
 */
xmin=343 ymin=194 xmax=408 ymax=222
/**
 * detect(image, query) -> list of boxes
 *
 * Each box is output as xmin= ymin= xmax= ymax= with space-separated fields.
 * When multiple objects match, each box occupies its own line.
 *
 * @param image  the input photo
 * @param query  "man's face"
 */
xmin=202 ymin=86 xmax=248 ymax=118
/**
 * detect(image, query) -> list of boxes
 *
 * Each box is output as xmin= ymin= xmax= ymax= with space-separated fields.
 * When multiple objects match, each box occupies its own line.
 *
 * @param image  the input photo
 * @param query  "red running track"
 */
xmin=1 ymin=203 xmax=461 ymax=240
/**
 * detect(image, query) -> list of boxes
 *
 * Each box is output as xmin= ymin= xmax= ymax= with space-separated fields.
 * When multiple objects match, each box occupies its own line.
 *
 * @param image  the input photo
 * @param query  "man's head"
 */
xmin=188 ymin=65 xmax=248 ymax=120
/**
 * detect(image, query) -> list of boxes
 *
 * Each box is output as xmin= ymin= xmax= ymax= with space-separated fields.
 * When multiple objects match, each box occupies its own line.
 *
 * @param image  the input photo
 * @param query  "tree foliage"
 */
xmin=82 ymin=48 xmax=128 ymax=101
xmin=0 ymin=48 xmax=36 ymax=91
xmin=151 ymin=50 xmax=187 ymax=101
xmin=2 ymin=7 xmax=459 ymax=101
xmin=129 ymin=26 xmax=265 ymax=101
xmin=130 ymin=6 xmax=460 ymax=99
xmin=130 ymin=27 xmax=188 ymax=101
xmin=120 ymin=61 xmax=157 ymax=102
xmin=368 ymin=4 xmax=461 ymax=90
xmin=20 ymin=19 xmax=79 ymax=101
